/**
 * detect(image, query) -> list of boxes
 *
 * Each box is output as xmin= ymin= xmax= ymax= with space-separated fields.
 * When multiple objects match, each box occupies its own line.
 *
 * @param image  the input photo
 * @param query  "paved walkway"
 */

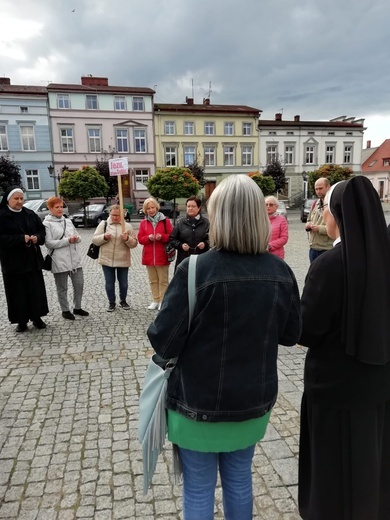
xmin=0 ymin=212 xmax=309 ymax=519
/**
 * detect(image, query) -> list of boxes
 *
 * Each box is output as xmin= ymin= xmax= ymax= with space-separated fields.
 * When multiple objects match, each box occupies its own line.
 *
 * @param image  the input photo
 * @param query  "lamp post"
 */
xmin=48 ymin=165 xmax=61 ymax=196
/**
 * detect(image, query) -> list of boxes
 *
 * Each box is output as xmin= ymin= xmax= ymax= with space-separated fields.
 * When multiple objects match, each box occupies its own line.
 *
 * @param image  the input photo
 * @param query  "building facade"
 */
xmin=362 ymin=139 xmax=390 ymax=200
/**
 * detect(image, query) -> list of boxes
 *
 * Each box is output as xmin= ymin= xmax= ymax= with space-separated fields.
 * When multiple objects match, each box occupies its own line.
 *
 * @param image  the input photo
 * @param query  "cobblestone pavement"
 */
xmin=0 ymin=211 xmax=310 ymax=519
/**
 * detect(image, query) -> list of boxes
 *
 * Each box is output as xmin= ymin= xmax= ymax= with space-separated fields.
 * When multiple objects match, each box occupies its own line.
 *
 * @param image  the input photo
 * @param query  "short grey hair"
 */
xmin=143 ymin=197 xmax=160 ymax=213
xmin=265 ymin=195 xmax=278 ymax=207
xmin=207 ymin=175 xmax=270 ymax=254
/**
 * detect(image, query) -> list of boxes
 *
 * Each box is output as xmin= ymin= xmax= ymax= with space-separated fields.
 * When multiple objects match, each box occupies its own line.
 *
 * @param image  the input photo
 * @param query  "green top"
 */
xmin=167 ymin=409 xmax=271 ymax=452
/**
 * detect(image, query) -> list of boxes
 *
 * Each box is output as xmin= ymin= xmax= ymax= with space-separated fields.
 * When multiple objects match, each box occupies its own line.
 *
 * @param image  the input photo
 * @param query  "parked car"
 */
xmin=276 ymin=200 xmax=288 ymax=220
xmin=70 ymin=204 xmax=110 ymax=227
xmin=301 ymin=198 xmax=317 ymax=222
xmin=137 ymin=200 xmax=180 ymax=218
xmin=23 ymin=199 xmax=69 ymax=221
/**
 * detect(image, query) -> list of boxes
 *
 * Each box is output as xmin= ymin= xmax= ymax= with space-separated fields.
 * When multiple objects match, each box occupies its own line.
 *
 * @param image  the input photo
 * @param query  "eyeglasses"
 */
xmin=265 ymin=203 xmax=276 ymax=206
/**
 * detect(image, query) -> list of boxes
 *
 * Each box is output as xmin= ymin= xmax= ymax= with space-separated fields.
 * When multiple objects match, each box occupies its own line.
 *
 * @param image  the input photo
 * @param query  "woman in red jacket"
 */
xmin=265 ymin=196 xmax=288 ymax=259
xmin=138 ymin=198 xmax=173 ymax=310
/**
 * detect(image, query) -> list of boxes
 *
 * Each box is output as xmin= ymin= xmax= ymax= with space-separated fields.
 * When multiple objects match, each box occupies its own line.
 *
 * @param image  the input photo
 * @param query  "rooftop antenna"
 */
xmin=208 ymin=81 xmax=212 ymax=100
xmin=191 ymin=78 xmax=194 ymax=99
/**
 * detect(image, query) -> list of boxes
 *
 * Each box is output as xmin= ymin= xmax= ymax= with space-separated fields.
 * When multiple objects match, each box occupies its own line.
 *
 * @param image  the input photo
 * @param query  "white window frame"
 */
xmin=134 ymin=128 xmax=147 ymax=153
xmin=184 ymin=121 xmax=194 ymax=135
xmin=205 ymin=122 xmax=215 ymax=135
xmin=325 ymin=144 xmax=335 ymax=164
xmin=133 ymin=97 xmax=144 ymax=111
xmin=57 ymin=94 xmax=70 ymax=109
xmin=165 ymin=121 xmax=175 ymax=135
xmin=266 ymin=144 xmax=278 ymax=164
xmin=224 ymin=145 xmax=235 ymax=166
xmin=87 ymin=127 xmax=102 ymax=153
xmin=184 ymin=145 xmax=196 ymax=166
xmin=204 ymin=146 xmax=216 ymax=166
xmin=116 ymin=128 xmax=128 ymax=153
xmin=86 ymin=94 xmax=98 ymax=110
xmin=284 ymin=144 xmax=294 ymax=165
xmin=344 ymin=144 xmax=353 ymax=164
xmin=114 ymin=96 xmax=126 ymax=111
xmin=305 ymin=145 xmax=316 ymax=164
xmin=241 ymin=145 xmax=253 ymax=166
xmin=20 ymin=125 xmax=35 ymax=151
xmin=0 ymin=125 xmax=8 ymax=151
xmin=135 ymin=169 xmax=150 ymax=184
xmin=60 ymin=127 xmax=74 ymax=153
xmin=25 ymin=169 xmax=40 ymax=190
xmin=242 ymin=122 xmax=252 ymax=136
xmin=224 ymin=122 xmax=234 ymax=136
xmin=165 ymin=146 xmax=177 ymax=166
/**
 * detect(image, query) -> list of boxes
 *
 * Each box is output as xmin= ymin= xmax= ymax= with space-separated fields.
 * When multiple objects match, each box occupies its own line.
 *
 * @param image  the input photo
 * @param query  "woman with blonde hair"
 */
xmin=147 ymin=175 xmax=301 ymax=519
xmin=137 ymin=197 xmax=173 ymax=310
xmin=265 ymin=196 xmax=288 ymax=259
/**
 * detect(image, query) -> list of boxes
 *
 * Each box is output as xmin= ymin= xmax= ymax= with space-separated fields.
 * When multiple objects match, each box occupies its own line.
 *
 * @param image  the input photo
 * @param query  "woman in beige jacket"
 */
xmin=92 ymin=205 xmax=137 ymax=312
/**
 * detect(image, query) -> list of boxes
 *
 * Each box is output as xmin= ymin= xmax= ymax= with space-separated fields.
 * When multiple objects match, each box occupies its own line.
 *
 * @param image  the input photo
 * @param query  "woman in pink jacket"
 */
xmin=265 ymin=196 xmax=289 ymax=259
xmin=137 ymin=198 xmax=173 ymax=310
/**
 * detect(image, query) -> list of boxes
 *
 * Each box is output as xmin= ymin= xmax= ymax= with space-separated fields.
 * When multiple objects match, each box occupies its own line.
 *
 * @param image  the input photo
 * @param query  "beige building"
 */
xmin=154 ymin=98 xmax=262 ymax=199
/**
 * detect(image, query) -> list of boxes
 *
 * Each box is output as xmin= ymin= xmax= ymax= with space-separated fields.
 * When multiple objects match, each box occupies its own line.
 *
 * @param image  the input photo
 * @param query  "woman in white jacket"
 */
xmin=44 ymin=197 xmax=89 ymax=320
xmin=92 ymin=205 xmax=138 ymax=312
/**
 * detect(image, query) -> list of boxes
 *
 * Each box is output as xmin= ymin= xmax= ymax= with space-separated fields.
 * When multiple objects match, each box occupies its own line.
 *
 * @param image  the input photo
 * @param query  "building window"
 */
xmin=285 ymin=145 xmax=294 ymax=165
xmin=224 ymin=122 xmax=234 ymax=135
xmin=135 ymin=169 xmax=149 ymax=183
xmin=384 ymin=159 xmax=390 ymax=167
xmin=346 ymin=132 xmax=353 ymax=136
xmin=344 ymin=145 xmax=352 ymax=164
xmin=328 ymin=131 xmax=335 ymax=135
xmin=165 ymin=121 xmax=175 ymax=135
xmin=134 ymin=129 xmax=147 ymax=153
xmin=86 ymin=94 xmax=98 ymax=110
xmin=60 ymin=127 xmax=74 ymax=153
xmin=242 ymin=145 xmax=253 ymax=166
xmin=326 ymin=145 xmax=335 ymax=163
xmin=184 ymin=146 xmax=196 ymax=166
xmin=87 ymin=128 xmax=101 ymax=153
xmin=287 ymin=131 xmax=294 ymax=135
xmin=308 ymin=131 xmax=315 ymax=135
xmin=116 ymin=129 xmax=128 ymax=153
xmin=184 ymin=122 xmax=194 ymax=135
xmin=266 ymin=145 xmax=278 ymax=164
xmin=0 ymin=125 xmax=8 ymax=151
xmin=242 ymin=123 xmax=252 ymax=136
xmin=165 ymin=146 xmax=177 ymax=166
xmin=20 ymin=106 xmax=28 ymax=113
xmin=205 ymin=122 xmax=215 ymax=135
xmin=269 ymin=131 xmax=276 ymax=135
xmin=57 ymin=94 xmax=70 ymax=109
xmin=204 ymin=146 xmax=216 ymax=166
xmin=224 ymin=146 xmax=235 ymax=166
xmin=133 ymin=97 xmax=144 ymax=111
xmin=20 ymin=125 xmax=35 ymax=151
xmin=114 ymin=96 xmax=126 ymax=111
xmin=26 ymin=169 xmax=39 ymax=190
xmin=305 ymin=145 xmax=315 ymax=164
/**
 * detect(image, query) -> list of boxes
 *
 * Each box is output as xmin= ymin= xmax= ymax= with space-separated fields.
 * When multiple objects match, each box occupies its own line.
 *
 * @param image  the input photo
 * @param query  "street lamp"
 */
xmin=48 ymin=165 xmax=61 ymax=196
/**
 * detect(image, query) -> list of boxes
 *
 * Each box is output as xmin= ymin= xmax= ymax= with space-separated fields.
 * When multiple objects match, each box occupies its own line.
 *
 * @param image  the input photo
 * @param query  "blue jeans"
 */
xmin=309 ymin=248 xmax=327 ymax=264
xmin=102 ymin=266 xmax=128 ymax=303
xmin=178 ymin=445 xmax=255 ymax=520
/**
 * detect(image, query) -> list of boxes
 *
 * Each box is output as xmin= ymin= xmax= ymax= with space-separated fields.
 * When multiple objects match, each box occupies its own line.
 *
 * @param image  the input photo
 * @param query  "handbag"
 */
xmin=163 ymin=219 xmax=176 ymax=263
xmin=138 ymin=254 xmax=198 ymax=494
xmin=43 ymin=220 xmax=66 ymax=271
xmin=87 ymin=221 xmax=107 ymax=259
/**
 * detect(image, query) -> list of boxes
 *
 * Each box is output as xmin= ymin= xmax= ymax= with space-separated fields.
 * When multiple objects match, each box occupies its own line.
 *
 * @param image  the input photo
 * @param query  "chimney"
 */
xmin=81 ymin=76 xmax=108 ymax=87
xmin=367 ymin=140 xmax=371 ymax=149
xmin=0 ymin=78 xmax=11 ymax=85
xmin=185 ymin=96 xmax=194 ymax=105
xmin=275 ymin=113 xmax=282 ymax=121
xmin=203 ymin=98 xmax=210 ymax=106
xmin=294 ymin=115 xmax=300 ymax=122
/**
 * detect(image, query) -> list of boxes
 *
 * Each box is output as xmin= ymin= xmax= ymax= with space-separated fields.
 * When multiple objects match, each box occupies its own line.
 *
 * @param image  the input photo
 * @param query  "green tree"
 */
xmin=308 ymin=164 xmax=354 ymax=193
xmin=187 ymin=159 xmax=207 ymax=188
xmin=146 ymin=167 xmax=200 ymax=224
xmin=248 ymin=172 xmax=276 ymax=196
xmin=0 ymin=155 xmax=23 ymax=196
xmin=59 ymin=166 xmax=109 ymax=227
xmin=262 ymin=158 xmax=286 ymax=193
xmin=95 ymin=149 xmax=117 ymax=202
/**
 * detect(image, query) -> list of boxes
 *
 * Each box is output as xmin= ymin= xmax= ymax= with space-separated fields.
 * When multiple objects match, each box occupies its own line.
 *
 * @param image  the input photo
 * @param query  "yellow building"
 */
xmin=154 ymin=98 xmax=262 ymax=199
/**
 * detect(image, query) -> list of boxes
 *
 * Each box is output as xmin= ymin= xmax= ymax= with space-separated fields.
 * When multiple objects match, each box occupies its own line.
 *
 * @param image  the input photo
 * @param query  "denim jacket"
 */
xmin=147 ymin=249 xmax=301 ymax=423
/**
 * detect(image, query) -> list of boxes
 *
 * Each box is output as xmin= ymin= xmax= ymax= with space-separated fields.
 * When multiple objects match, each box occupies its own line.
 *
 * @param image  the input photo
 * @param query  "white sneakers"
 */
xmin=148 ymin=302 xmax=159 ymax=310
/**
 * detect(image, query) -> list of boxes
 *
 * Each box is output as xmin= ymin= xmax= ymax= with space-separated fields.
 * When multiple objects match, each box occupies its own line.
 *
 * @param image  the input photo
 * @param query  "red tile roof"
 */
xmin=154 ymin=103 xmax=261 ymax=115
xmin=0 ymin=85 xmax=47 ymax=95
xmin=362 ymin=139 xmax=390 ymax=173
xmin=47 ymin=83 xmax=155 ymax=95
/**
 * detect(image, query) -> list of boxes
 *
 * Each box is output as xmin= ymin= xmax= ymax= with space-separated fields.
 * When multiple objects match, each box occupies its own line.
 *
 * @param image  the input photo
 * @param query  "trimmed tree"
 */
xmin=308 ymin=164 xmax=354 ymax=193
xmin=146 ymin=167 xmax=200 ymax=224
xmin=187 ymin=160 xmax=207 ymax=188
xmin=59 ymin=166 xmax=109 ymax=227
xmin=262 ymin=158 xmax=286 ymax=193
xmin=0 ymin=155 xmax=23 ymax=196
xmin=248 ymin=172 xmax=275 ymax=196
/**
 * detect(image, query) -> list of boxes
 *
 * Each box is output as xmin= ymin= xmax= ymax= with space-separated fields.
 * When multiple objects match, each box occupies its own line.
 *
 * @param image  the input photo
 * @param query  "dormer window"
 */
xmin=384 ymin=158 xmax=390 ymax=167
xmin=20 ymin=106 xmax=28 ymax=113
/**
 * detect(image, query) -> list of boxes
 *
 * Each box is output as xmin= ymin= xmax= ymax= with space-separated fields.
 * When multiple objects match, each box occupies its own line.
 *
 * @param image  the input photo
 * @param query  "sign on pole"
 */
xmin=109 ymin=157 xmax=129 ymax=176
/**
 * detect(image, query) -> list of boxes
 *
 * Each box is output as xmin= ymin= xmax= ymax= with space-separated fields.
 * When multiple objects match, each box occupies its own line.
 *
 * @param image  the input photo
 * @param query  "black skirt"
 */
xmin=3 ymin=270 xmax=49 ymax=323
xmin=298 ymin=393 xmax=390 ymax=520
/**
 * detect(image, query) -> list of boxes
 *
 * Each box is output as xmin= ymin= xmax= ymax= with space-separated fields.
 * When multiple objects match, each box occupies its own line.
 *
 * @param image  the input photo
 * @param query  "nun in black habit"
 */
xmin=298 ymin=176 xmax=390 ymax=520
xmin=0 ymin=186 xmax=49 ymax=332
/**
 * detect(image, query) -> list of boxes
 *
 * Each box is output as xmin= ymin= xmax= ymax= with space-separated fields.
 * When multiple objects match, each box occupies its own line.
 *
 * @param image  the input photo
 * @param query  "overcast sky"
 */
xmin=1 ymin=0 xmax=389 ymax=148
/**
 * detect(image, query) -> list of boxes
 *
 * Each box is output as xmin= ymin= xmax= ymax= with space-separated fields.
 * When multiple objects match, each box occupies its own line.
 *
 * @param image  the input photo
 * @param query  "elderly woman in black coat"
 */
xmin=0 ymin=186 xmax=49 ymax=332
xmin=169 ymin=196 xmax=209 ymax=270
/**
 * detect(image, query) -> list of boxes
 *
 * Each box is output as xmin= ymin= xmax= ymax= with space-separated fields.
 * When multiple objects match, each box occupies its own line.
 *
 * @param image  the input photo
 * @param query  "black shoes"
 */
xmin=119 ymin=301 xmax=130 ymax=310
xmin=107 ymin=303 xmax=116 ymax=312
xmin=32 ymin=318 xmax=46 ymax=329
xmin=62 ymin=311 xmax=75 ymax=320
xmin=15 ymin=323 xmax=27 ymax=333
xmin=73 ymin=308 xmax=89 ymax=316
